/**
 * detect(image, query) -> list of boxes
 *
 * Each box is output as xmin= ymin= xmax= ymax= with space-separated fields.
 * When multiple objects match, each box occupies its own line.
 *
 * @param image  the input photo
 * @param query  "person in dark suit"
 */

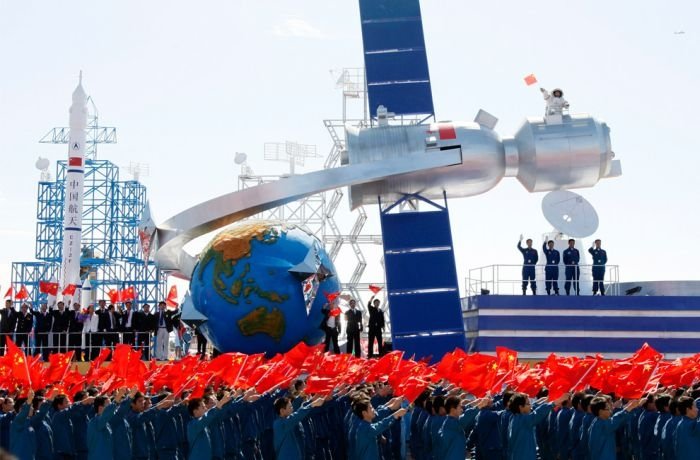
xmin=0 ymin=299 xmax=17 ymax=355
xmin=33 ymin=303 xmax=53 ymax=360
xmin=94 ymin=299 xmax=109 ymax=352
xmin=194 ymin=325 xmax=207 ymax=359
xmin=67 ymin=302 xmax=84 ymax=358
xmin=344 ymin=299 xmax=363 ymax=357
xmin=119 ymin=301 xmax=137 ymax=346
xmin=51 ymin=301 xmax=70 ymax=354
xmin=15 ymin=303 xmax=34 ymax=354
xmin=136 ymin=303 xmax=155 ymax=359
xmin=100 ymin=304 xmax=120 ymax=354
xmin=367 ymin=296 xmax=385 ymax=358
xmin=321 ymin=303 xmax=340 ymax=354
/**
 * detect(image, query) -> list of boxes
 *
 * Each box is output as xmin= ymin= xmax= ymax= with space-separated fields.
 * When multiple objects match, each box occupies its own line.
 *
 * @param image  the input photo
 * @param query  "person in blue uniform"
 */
xmin=87 ymin=388 xmax=128 ymax=460
xmin=674 ymin=396 xmax=700 ymax=460
xmin=351 ymin=399 xmax=407 ymax=460
xmin=588 ymin=239 xmax=608 ymax=295
xmin=507 ymin=392 xmax=568 ymax=460
xmin=187 ymin=391 xmax=233 ymax=460
xmin=563 ymin=239 xmax=580 ymax=296
xmin=517 ymin=236 xmax=538 ymax=295
xmin=273 ymin=395 xmax=324 ymax=459
xmin=437 ymin=396 xmax=488 ymax=459
xmin=30 ymin=394 xmax=53 ymax=460
xmin=661 ymin=399 xmax=681 ymax=460
xmin=9 ymin=391 xmax=36 ymax=460
xmin=542 ymin=239 xmax=560 ymax=295
xmin=588 ymin=396 xmax=641 ymax=460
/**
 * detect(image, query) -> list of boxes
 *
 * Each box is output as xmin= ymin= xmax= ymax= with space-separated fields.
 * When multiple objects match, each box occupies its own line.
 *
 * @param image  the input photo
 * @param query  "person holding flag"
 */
xmin=367 ymin=290 xmax=385 ymax=358
xmin=321 ymin=293 xmax=341 ymax=354
xmin=273 ymin=395 xmax=325 ymax=460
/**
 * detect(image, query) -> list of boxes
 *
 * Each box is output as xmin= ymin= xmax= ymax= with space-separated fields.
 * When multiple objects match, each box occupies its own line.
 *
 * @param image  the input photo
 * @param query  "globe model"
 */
xmin=190 ymin=221 xmax=340 ymax=355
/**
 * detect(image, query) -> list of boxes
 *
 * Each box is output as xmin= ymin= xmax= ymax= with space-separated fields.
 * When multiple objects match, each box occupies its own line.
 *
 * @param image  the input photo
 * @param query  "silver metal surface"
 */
xmin=155 ymin=149 xmax=463 ymax=275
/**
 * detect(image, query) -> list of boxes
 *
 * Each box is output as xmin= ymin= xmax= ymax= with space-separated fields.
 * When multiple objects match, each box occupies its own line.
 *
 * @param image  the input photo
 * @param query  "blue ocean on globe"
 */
xmin=189 ymin=221 xmax=340 ymax=355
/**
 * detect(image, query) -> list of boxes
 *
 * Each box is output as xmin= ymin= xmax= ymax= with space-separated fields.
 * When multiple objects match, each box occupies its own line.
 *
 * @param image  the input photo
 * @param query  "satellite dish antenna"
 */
xmin=35 ymin=157 xmax=50 ymax=170
xmin=234 ymin=152 xmax=247 ymax=165
xmin=542 ymin=190 xmax=599 ymax=238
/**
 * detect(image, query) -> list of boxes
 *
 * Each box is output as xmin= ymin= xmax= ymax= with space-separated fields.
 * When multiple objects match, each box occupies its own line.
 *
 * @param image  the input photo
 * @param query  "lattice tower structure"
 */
xmin=11 ymin=102 xmax=166 ymax=308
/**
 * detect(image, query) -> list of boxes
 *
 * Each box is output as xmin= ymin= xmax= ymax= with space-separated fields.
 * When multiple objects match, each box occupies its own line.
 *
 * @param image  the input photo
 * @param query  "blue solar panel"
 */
xmin=359 ymin=0 xmax=435 ymax=118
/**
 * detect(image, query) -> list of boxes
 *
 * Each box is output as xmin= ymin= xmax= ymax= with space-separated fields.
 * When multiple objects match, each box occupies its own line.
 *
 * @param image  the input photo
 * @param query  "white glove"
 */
xmin=519 ymin=234 xmax=523 ymax=241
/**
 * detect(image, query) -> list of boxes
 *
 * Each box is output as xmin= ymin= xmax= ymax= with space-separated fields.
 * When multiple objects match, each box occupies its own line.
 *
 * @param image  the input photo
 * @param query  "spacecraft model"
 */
xmin=149 ymin=1 xmax=622 ymax=280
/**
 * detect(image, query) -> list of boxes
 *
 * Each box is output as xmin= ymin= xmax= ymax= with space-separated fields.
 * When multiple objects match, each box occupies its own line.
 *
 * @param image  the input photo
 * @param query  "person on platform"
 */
xmin=588 ymin=396 xmax=642 ymax=460
xmin=563 ymin=239 xmax=581 ymax=296
xmin=273 ymin=395 xmax=325 ymax=460
xmin=100 ymin=304 xmax=120 ymax=355
xmin=154 ymin=301 xmax=175 ymax=361
xmin=321 ymin=302 xmax=340 ymax=354
xmin=517 ymin=235 xmax=539 ymax=295
xmin=194 ymin=325 xmax=207 ymax=359
xmin=14 ymin=304 xmax=34 ymax=355
xmin=81 ymin=305 xmax=100 ymax=361
xmin=94 ymin=299 xmax=108 ymax=354
xmin=51 ymin=301 xmax=70 ymax=354
xmin=33 ymin=303 xmax=53 ymax=360
xmin=542 ymin=238 xmax=560 ymax=296
xmin=0 ymin=300 xmax=17 ymax=355
xmin=68 ymin=302 xmax=84 ymax=358
xmin=345 ymin=299 xmax=363 ymax=358
xmin=540 ymin=87 xmax=570 ymax=116
xmin=367 ymin=297 xmax=385 ymax=358
xmin=588 ymin=239 xmax=608 ymax=296
xmin=136 ymin=304 xmax=155 ymax=360
xmin=119 ymin=301 xmax=137 ymax=347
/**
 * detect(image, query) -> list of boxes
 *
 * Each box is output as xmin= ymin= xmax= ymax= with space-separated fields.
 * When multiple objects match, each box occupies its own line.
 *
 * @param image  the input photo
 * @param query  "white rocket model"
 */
xmin=80 ymin=278 xmax=92 ymax=309
xmin=59 ymin=73 xmax=87 ymax=299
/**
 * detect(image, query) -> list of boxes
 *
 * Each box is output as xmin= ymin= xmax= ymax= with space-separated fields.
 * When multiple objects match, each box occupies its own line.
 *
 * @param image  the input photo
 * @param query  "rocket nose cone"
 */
xmin=72 ymin=72 xmax=87 ymax=102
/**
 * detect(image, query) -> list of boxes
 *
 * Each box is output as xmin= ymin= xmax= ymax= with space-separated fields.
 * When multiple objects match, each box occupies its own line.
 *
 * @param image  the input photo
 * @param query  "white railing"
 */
xmin=465 ymin=264 xmax=620 ymax=296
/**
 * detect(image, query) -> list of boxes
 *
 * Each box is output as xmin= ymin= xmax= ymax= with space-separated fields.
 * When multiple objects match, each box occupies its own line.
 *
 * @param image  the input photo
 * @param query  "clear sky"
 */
xmin=0 ymin=0 xmax=698 ymax=297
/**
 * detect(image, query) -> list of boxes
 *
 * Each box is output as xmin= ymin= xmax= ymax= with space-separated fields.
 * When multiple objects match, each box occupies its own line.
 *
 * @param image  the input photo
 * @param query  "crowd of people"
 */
xmin=517 ymin=236 xmax=608 ymax=296
xmin=0 ymin=299 xmax=185 ymax=362
xmin=320 ymin=294 xmax=386 ymax=357
xmin=2 ymin=378 xmax=700 ymax=460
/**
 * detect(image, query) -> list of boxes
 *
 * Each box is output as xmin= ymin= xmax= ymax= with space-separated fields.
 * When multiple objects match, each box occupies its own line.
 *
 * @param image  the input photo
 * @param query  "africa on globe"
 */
xmin=189 ymin=221 xmax=340 ymax=355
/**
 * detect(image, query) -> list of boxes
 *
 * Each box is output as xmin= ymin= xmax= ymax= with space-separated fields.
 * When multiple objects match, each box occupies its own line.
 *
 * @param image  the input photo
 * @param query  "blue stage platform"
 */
xmin=463 ymin=295 xmax=700 ymax=359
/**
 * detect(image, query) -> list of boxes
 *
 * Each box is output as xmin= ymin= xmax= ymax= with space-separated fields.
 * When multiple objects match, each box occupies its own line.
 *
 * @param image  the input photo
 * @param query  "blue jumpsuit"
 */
xmin=588 ymin=410 xmax=629 ymax=460
xmin=30 ymin=402 xmax=53 ymax=460
xmin=87 ymin=403 xmax=118 ymax=460
xmin=353 ymin=415 xmax=396 ymax=460
xmin=674 ymin=416 xmax=700 ymax=460
xmin=542 ymin=243 xmax=560 ymax=295
xmin=517 ymin=242 xmax=539 ymax=294
xmin=187 ymin=407 xmax=223 ymax=460
xmin=638 ymin=409 xmax=659 ymax=460
xmin=273 ymin=403 xmax=312 ymax=460
xmin=10 ymin=403 xmax=35 ymax=460
xmin=588 ymin=247 xmax=608 ymax=295
xmin=437 ymin=409 xmax=479 ymax=460
xmin=563 ymin=247 xmax=580 ymax=295
xmin=661 ymin=414 xmax=682 ymax=460
xmin=507 ymin=402 xmax=553 ymax=460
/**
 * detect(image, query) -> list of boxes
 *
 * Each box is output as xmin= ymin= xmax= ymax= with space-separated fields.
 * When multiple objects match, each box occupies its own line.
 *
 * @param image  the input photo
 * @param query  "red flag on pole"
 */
xmin=329 ymin=307 xmax=342 ymax=317
xmin=39 ymin=281 xmax=59 ymax=296
xmin=524 ymin=74 xmax=538 ymax=86
xmin=15 ymin=285 xmax=29 ymax=300
xmin=368 ymin=285 xmax=382 ymax=294
xmin=3 ymin=287 xmax=12 ymax=299
xmin=62 ymin=284 xmax=78 ymax=296
xmin=107 ymin=289 xmax=120 ymax=304
xmin=165 ymin=286 xmax=178 ymax=308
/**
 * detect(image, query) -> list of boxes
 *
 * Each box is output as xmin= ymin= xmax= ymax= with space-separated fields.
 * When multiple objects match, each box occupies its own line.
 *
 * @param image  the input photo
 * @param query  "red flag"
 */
xmin=630 ymin=343 xmax=663 ymax=364
xmin=68 ymin=157 xmax=82 ymax=167
xmin=119 ymin=286 xmax=136 ymax=302
xmin=15 ymin=285 xmax=29 ymax=300
xmin=165 ymin=285 xmax=179 ymax=308
xmin=368 ymin=285 xmax=382 ymax=294
xmin=3 ymin=287 xmax=11 ymax=299
xmin=107 ymin=289 xmax=120 ymax=304
xmin=39 ymin=281 xmax=59 ymax=296
xmin=305 ymin=376 xmax=338 ymax=396
xmin=5 ymin=338 xmax=31 ymax=387
xmin=368 ymin=351 xmax=404 ymax=381
xmin=324 ymin=291 xmax=340 ymax=303
xmin=524 ymin=74 xmax=538 ymax=86
xmin=284 ymin=342 xmax=323 ymax=369
xmin=62 ymin=284 xmax=78 ymax=296
xmin=395 ymin=376 xmax=430 ymax=403
xmin=207 ymin=353 xmax=248 ymax=385
xmin=329 ymin=307 xmax=341 ymax=317
xmin=45 ymin=351 xmax=75 ymax=383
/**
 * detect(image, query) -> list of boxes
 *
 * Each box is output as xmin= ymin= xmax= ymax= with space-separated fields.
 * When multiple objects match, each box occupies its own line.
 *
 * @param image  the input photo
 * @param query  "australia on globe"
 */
xmin=189 ymin=221 xmax=340 ymax=355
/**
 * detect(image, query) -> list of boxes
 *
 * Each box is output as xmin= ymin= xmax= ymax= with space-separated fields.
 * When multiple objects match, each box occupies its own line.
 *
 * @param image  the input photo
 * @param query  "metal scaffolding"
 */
xmin=11 ymin=99 xmax=166 ymax=308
